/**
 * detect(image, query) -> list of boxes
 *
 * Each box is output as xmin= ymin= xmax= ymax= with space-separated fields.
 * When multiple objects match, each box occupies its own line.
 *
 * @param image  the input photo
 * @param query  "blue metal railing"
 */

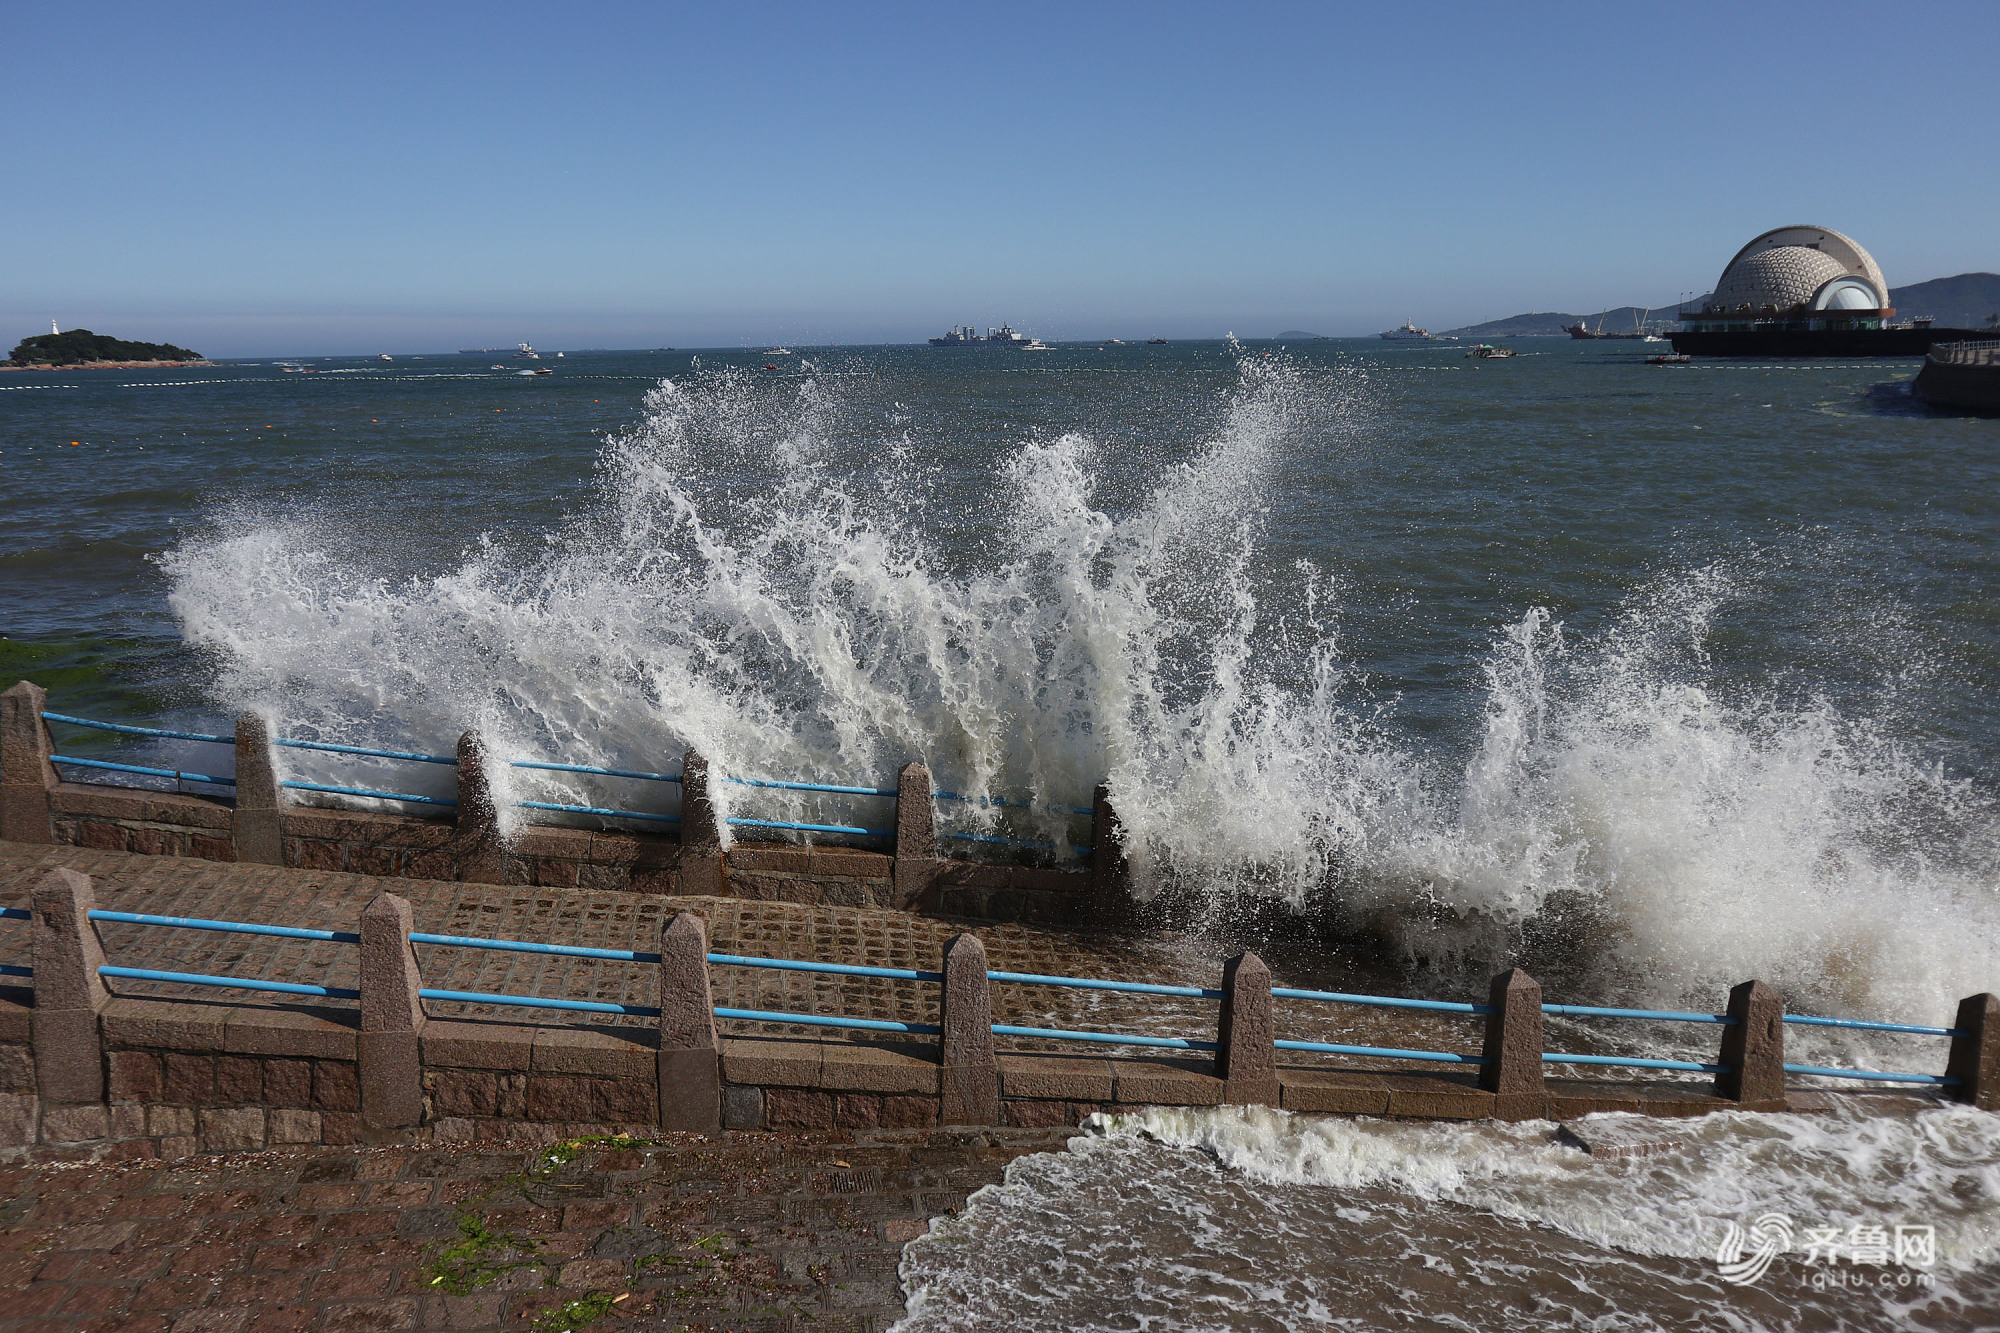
xmin=518 ymin=800 xmax=678 ymax=823
xmin=50 ymin=756 xmax=236 ymax=788
xmin=278 ymin=738 xmax=455 ymax=765
xmin=0 ymin=899 xmax=1973 ymax=1088
xmin=281 ymin=779 xmax=456 ymax=808
xmin=1276 ymin=1038 xmax=1487 ymax=1066
xmin=42 ymin=713 xmax=230 ymax=745
xmin=41 ymin=709 xmax=1095 ymax=854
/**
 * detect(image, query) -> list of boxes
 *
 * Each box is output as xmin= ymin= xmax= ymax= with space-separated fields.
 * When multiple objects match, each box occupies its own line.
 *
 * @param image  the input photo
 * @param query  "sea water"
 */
xmin=3 ymin=340 xmax=1997 ymax=1324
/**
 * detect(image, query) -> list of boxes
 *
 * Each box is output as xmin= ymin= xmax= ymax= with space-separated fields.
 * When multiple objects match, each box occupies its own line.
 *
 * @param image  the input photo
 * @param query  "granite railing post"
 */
xmin=30 ymin=868 xmax=110 ymax=1104
xmin=940 ymin=933 xmax=999 ymax=1125
xmin=1716 ymin=980 xmax=1786 ymax=1107
xmin=1 ymin=680 xmax=58 ymax=844
xmin=232 ymin=713 xmax=285 ymax=866
xmin=657 ymin=911 xmax=721 ymax=1134
xmin=1216 ymin=952 xmax=1279 ymax=1106
xmin=453 ymin=731 xmax=504 ymax=884
xmin=1946 ymin=992 xmax=1999 ymax=1111
xmin=894 ymin=761 xmax=940 ymax=910
xmin=359 ymin=892 xmax=426 ymax=1130
xmin=675 ymin=749 xmax=725 ymax=895
xmin=1477 ymin=967 xmax=1545 ymax=1120
xmin=1086 ymin=782 xmax=1133 ymax=928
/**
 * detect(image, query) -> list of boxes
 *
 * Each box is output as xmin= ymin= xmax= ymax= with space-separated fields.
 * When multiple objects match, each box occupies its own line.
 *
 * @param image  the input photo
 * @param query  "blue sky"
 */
xmin=6 ymin=2 xmax=1996 ymax=355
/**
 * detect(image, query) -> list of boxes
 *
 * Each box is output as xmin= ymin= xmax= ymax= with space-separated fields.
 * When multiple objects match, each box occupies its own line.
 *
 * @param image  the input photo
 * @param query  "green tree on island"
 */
xmin=6 ymin=329 xmax=203 ymax=366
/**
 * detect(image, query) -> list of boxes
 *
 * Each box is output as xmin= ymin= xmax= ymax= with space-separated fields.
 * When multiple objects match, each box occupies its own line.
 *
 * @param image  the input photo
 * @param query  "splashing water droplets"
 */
xmin=162 ymin=353 xmax=1997 ymax=1026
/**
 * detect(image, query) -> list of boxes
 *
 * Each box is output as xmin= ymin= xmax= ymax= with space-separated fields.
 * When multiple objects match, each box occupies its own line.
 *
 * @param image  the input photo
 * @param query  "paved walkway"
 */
xmin=0 ymin=1125 xmax=1070 ymax=1332
xmin=0 ymin=845 xmax=1489 ymax=1061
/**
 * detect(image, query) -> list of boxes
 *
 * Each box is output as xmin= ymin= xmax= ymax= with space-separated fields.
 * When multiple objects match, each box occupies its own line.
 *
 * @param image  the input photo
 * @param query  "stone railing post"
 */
xmin=359 ymin=892 xmax=425 ymax=1130
xmin=1086 ymin=782 xmax=1133 ymax=928
xmin=232 ymin=713 xmax=285 ymax=865
xmin=1 ymin=681 xmax=58 ymax=844
xmin=1946 ymin=992 xmax=1998 ymax=1111
xmin=1478 ymin=968 xmax=1545 ymax=1120
xmin=1216 ymin=952 xmax=1279 ymax=1105
xmin=658 ymin=911 xmax=721 ymax=1134
xmin=30 ymin=868 xmax=109 ymax=1104
xmin=453 ymin=731 xmax=503 ymax=884
xmin=1716 ymin=980 xmax=1786 ymax=1107
xmin=894 ymin=761 xmax=939 ymax=910
xmin=940 ymin=933 xmax=998 ymax=1125
xmin=675 ymin=748 xmax=725 ymax=895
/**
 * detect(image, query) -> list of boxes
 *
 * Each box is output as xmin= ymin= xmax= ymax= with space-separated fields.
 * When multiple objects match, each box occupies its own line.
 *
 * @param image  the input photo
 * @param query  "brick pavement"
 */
xmin=0 ymin=1125 xmax=1071 ymax=1332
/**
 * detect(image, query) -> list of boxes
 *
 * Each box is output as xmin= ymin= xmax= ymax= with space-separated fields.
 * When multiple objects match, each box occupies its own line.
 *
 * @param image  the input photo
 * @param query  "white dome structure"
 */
xmin=1700 ymin=225 xmax=1888 ymax=315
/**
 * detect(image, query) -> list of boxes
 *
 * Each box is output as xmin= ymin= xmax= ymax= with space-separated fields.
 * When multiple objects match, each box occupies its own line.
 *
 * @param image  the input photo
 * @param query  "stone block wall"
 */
xmin=51 ymin=787 xmax=237 ymax=863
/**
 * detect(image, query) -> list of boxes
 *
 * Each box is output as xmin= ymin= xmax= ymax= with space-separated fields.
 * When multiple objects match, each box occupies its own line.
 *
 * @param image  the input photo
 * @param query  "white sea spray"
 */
xmin=162 ymin=353 xmax=2000 ymax=1029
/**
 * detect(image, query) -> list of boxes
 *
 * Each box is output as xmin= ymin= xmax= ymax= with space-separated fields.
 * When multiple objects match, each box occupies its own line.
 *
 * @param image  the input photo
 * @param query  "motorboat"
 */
xmin=762 ymin=347 xmax=793 ymax=355
xmin=1465 ymin=344 xmax=1515 ymax=359
xmin=1645 ymin=353 xmax=1692 ymax=365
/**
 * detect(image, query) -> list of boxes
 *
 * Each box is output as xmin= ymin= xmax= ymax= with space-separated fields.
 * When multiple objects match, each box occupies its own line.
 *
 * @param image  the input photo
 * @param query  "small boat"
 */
xmin=1465 ymin=344 xmax=1515 ymax=359
xmin=490 ymin=364 xmax=506 ymax=370
xmin=1106 ymin=338 xmax=1125 ymax=345
xmin=378 ymin=353 xmax=392 ymax=362
xmin=532 ymin=367 xmax=553 ymax=375
xmin=1147 ymin=337 xmax=1168 ymax=344
xmin=1645 ymin=353 xmax=1692 ymax=365
xmin=762 ymin=347 xmax=793 ymax=356
xmin=1021 ymin=339 xmax=1053 ymax=350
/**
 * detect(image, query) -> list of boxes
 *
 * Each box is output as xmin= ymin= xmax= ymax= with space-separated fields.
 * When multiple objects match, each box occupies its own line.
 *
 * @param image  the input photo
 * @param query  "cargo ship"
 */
xmin=929 ymin=324 xmax=1035 ymax=347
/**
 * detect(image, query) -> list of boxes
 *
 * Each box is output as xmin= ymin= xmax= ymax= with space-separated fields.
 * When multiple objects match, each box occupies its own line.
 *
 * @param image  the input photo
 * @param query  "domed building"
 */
xmin=1673 ymin=225 xmax=1967 ymax=356
xmin=1690 ymin=225 xmax=1889 ymax=323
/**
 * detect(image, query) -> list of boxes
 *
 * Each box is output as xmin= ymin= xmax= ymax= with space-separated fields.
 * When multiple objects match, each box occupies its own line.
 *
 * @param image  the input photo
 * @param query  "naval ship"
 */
xmin=1378 ymin=320 xmax=1433 ymax=341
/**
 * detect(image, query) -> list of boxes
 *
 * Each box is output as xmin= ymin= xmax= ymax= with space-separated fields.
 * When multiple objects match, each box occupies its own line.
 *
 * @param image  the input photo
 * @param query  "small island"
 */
xmin=4 ymin=328 xmax=211 ymax=370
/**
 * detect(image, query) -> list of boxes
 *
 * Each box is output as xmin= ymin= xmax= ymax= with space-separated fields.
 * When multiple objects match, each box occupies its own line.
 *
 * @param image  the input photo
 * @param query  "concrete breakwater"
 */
xmin=1 ymin=681 xmax=1112 ymax=927
xmin=1914 ymin=339 xmax=2000 ymax=414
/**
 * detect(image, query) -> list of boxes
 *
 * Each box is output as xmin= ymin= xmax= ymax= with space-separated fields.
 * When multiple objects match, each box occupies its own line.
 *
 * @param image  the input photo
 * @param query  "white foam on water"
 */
xmin=893 ymin=1104 xmax=2000 ymax=1332
xmin=161 ymin=353 xmax=2000 ymax=1029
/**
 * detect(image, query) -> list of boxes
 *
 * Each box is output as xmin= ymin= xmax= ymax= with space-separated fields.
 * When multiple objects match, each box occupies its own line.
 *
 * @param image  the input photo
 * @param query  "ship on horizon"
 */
xmin=929 ymin=323 xmax=1035 ymax=347
xmin=1379 ymin=319 xmax=1433 ymax=341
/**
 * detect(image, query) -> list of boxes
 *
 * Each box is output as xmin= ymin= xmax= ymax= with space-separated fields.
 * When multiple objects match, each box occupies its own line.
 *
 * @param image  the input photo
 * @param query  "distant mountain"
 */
xmin=1889 ymin=273 xmax=2000 ymax=329
xmin=1444 ymin=273 xmax=2000 ymax=339
xmin=1443 ymin=305 xmax=1678 ymax=338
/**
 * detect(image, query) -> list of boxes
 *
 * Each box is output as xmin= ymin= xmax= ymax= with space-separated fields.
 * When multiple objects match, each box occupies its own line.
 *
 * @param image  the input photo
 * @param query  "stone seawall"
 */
xmin=4 ymin=861 xmax=1991 ymax=1166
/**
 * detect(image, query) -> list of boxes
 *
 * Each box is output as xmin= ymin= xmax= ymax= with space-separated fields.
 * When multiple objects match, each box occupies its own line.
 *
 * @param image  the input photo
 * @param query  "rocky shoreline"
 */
xmin=0 ymin=359 xmax=217 ymax=371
